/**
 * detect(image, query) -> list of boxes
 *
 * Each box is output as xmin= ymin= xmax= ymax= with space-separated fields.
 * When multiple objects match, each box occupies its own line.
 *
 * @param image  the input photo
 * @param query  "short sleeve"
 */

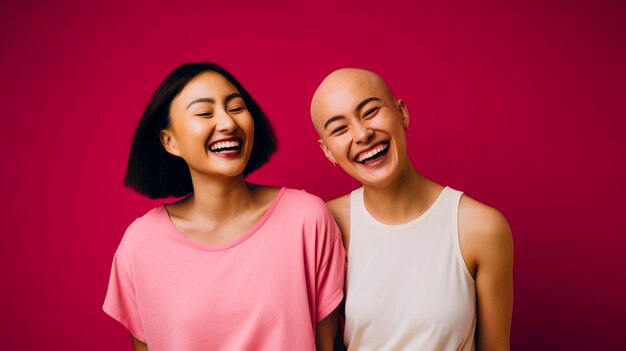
xmin=103 ymin=249 xmax=145 ymax=342
xmin=315 ymin=208 xmax=347 ymax=322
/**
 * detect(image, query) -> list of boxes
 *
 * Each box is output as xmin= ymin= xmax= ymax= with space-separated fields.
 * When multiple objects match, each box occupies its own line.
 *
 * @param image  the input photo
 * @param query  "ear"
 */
xmin=318 ymin=139 xmax=337 ymax=164
xmin=397 ymin=99 xmax=410 ymax=130
xmin=160 ymin=129 xmax=181 ymax=157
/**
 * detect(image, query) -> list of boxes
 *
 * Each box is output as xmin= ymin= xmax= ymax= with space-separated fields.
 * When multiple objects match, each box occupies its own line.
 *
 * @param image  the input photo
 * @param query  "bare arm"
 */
xmin=475 ymin=214 xmax=513 ymax=351
xmin=460 ymin=196 xmax=514 ymax=351
xmin=131 ymin=335 xmax=148 ymax=351
xmin=326 ymin=195 xmax=350 ymax=252
xmin=324 ymin=197 xmax=349 ymax=350
xmin=316 ymin=308 xmax=339 ymax=351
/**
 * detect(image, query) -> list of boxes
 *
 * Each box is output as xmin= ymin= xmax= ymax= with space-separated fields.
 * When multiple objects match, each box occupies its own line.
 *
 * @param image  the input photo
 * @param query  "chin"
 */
xmin=359 ymin=163 xmax=406 ymax=187
xmin=345 ymin=169 xmax=386 ymax=187
xmin=224 ymin=167 xmax=247 ymax=177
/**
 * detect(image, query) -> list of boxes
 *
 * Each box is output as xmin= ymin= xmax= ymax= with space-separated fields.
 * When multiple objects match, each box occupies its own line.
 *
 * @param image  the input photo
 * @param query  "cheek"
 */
xmin=175 ymin=119 xmax=209 ymax=135
xmin=327 ymin=137 xmax=351 ymax=159
xmin=240 ymin=116 xmax=255 ymax=144
xmin=247 ymin=125 xmax=255 ymax=152
xmin=174 ymin=122 xmax=213 ymax=148
xmin=370 ymin=116 xmax=395 ymax=130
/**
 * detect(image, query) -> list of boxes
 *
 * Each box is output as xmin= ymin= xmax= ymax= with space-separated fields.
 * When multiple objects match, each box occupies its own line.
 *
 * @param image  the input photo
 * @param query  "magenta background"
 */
xmin=1 ymin=0 xmax=624 ymax=350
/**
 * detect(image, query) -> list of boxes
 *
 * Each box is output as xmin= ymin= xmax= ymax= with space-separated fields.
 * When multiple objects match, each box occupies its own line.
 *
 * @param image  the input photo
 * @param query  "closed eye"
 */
xmin=363 ymin=105 xmax=384 ymax=118
xmin=330 ymin=125 xmax=348 ymax=135
xmin=364 ymin=108 xmax=378 ymax=117
xmin=228 ymin=106 xmax=246 ymax=113
xmin=196 ymin=112 xmax=213 ymax=117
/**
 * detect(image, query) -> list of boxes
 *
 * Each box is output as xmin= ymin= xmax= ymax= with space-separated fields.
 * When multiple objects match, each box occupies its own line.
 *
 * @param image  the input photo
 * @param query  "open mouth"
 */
xmin=208 ymin=138 xmax=242 ymax=154
xmin=355 ymin=143 xmax=389 ymax=164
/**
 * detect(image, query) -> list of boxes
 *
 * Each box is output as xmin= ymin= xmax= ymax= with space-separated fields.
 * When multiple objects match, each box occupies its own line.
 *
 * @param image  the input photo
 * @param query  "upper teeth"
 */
xmin=357 ymin=144 xmax=388 ymax=162
xmin=210 ymin=140 xmax=240 ymax=151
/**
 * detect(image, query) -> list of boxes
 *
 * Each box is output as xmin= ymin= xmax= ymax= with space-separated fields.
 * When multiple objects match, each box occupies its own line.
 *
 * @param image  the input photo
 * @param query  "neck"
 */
xmin=362 ymin=162 xmax=442 ymax=225
xmin=185 ymin=171 xmax=255 ymax=220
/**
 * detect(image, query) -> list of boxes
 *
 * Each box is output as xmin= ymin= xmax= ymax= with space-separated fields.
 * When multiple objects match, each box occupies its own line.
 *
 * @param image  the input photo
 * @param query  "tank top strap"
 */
xmin=434 ymin=187 xmax=475 ymax=285
xmin=427 ymin=186 xmax=464 ymax=245
xmin=432 ymin=186 xmax=464 ymax=219
xmin=349 ymin=187 xmax=366 ymax=218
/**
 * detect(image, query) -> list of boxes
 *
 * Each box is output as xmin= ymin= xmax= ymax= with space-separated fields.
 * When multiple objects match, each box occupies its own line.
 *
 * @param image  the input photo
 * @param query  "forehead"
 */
xmin=312 ymin=73 xmax=388 ymax=128
xmin=324 ymin=76 xmax=382 ymax=109
xmin=174 ymin=71 xmax=238 ymax=104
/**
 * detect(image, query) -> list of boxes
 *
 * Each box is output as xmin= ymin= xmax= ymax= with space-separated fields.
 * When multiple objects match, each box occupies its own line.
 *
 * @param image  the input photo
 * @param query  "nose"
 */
xmin=354 ymin=120 xmax=374 ymax=144
xmin=215 ymin=108 xmax=237 ymax=133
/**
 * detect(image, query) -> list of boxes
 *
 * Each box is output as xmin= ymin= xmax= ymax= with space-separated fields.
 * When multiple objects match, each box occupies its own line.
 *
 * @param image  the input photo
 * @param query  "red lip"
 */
xmin=213 ymin=149 xmax=241 ymax=158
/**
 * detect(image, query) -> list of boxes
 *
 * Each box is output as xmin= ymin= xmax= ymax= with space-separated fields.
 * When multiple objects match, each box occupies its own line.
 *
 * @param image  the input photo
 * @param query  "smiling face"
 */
xmin=311 ymin=68 xmax=410 ymax=186
xmin=160 ymin=71 xmax=254 ymax=179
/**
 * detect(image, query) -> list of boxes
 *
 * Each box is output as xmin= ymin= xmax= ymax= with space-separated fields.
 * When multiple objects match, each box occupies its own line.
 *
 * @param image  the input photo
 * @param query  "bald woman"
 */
xmin=310 ymin=68 xmax=513 ymax=351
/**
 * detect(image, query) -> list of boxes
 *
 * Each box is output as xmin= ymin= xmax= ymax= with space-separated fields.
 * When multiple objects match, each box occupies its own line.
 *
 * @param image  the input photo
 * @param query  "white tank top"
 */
xmin=344 ymin=186 xmax=476 ymax=351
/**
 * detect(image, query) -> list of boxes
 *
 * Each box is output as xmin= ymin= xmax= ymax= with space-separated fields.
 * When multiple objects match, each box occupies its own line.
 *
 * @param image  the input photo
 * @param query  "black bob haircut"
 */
xmin=124 ymin=62 xmax=278 ymax=199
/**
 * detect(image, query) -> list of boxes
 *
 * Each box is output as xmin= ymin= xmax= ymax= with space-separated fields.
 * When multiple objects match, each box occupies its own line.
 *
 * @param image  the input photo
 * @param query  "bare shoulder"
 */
xmin=458 ymin=194 xmax=513 ymax=275
xmin=327 ymin=194 xmax=350 ymax=223
xmin=327 ymin=194 xmax=351 ymax=251
xmin=459 ymin=195 xmax=511 ymax=239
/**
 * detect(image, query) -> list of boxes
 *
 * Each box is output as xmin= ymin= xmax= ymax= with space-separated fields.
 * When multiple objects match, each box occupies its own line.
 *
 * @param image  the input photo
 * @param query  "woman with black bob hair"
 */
xmin=104 ymin=63 xmax=345 ymax=351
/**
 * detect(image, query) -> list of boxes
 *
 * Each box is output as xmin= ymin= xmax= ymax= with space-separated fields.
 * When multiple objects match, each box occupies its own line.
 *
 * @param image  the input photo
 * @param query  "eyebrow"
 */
xmin=186 ymin=93 xmax=243 ymax=110
xmin=224 ymin=92 xmax=243 ymax=104
xmin=323 ymin=115 xmax=346 ymax=130
xmin=355 ymin=97 xmax=382 ymax=112
xmin=323 ymin=97 xmax=383 ymax=130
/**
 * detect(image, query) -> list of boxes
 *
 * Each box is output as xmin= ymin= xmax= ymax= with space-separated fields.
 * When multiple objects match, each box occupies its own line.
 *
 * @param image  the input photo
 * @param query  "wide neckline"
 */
xmin=358 ymin=186 xmax=449 ymax=230
xmin=160 ymin=187 xmax=286 ymax=251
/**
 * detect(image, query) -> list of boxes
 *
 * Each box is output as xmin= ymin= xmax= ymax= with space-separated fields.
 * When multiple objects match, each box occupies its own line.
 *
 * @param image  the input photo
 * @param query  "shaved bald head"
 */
xmin=310 ymin=68 xmax=398 ymax=135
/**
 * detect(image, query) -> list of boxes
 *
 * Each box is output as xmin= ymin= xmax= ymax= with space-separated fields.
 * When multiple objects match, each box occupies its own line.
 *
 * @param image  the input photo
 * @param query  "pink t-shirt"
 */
xmin=103 ymin=188 xmax=345 ymax=350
